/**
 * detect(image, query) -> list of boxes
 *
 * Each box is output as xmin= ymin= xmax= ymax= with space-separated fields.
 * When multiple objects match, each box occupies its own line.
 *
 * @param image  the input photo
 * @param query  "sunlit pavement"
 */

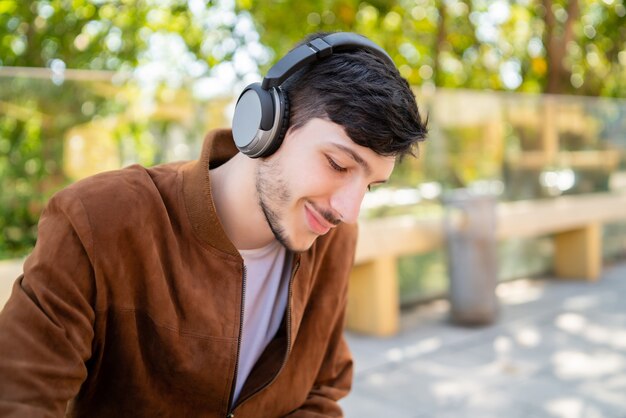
xmin=341 ymin=262 xmax=626 ymax=418
xmin=3 ymin=261 xmax=626 ymax=417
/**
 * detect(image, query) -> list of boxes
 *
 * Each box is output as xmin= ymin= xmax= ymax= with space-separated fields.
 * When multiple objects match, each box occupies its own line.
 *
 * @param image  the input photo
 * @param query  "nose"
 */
xmin=330 ymin=181 xmax=368 ymax=224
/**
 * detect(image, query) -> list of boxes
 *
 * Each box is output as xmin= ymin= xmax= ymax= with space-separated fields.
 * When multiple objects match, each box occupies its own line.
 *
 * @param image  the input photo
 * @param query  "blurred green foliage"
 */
xmin=0 ymin=75 xmax=125 ymax=258
xmin=1 ymin=0 xmax=626 ymax=260
xmin=0 ymin=0 xmax=222 ymax=70
xmin=241 ymin=0 xmax=626 ymax=96
xmin=0 ymin=0 xmax=248 ymax=258
xmin=0 ymin=91 xmax=48 ymax=258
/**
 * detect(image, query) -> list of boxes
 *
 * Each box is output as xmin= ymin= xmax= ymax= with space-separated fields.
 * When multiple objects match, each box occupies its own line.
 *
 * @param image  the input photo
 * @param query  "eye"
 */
xmin=326 ymin=156 xmax=347 ymax=173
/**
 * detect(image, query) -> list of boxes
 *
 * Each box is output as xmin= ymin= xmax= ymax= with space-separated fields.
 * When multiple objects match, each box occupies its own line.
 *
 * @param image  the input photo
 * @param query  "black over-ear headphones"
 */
xmin=231 ymin=32 xmax=394 ymax=158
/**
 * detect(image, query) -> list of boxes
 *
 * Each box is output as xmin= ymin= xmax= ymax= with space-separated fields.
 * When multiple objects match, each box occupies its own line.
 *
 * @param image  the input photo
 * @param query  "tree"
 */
xmin=239 ymin=0 xmax=626 ymax=96
xmin=542 ymin=0 xmax=580 ymax=94
xmin=0 ymin=0 xmax=265 ymax=258
xmin=1 ymin=0 xmax=625 ymax=257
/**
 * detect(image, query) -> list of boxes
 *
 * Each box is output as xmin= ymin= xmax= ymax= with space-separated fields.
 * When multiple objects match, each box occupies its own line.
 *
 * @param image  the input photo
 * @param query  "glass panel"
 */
xmin=398 ymin=250 xmax=447 ymax=305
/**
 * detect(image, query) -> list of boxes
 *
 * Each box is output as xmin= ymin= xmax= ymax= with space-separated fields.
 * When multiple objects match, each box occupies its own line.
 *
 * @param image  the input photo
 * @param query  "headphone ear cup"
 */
xmin=258 ymin=87 xmax=290 ymax=158
xmin=232 ymin=83 xmax=276 ymax=157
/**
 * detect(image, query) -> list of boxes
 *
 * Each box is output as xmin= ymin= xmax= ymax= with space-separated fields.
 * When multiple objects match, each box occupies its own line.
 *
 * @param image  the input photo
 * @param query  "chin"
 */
xmin=270 ymin=218 xmax=321 ymax=253
xmin=282 ymin=231 xmax=320 ymax=253
xmin=285 ymin=238 xmax=317 ymax=253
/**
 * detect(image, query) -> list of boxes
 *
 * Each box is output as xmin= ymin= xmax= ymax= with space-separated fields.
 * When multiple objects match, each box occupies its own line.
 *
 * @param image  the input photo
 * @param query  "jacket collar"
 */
xmin=181 ymin=128 xmax=305 ymax=268
xmin=181 ymin=129 xmax=321 ymax=394
xmin=181 ymin=128 xmax=241 ymax=257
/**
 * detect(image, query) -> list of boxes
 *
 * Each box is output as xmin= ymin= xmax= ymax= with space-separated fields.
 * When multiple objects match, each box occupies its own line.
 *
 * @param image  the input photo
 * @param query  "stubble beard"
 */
xmin=255 ymin=158 xmax=297 ymax=252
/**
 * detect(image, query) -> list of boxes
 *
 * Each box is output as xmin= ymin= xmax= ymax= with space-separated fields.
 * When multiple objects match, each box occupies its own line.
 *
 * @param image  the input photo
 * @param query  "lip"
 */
xmin=304 ymin=204 xmax=333 ymax=235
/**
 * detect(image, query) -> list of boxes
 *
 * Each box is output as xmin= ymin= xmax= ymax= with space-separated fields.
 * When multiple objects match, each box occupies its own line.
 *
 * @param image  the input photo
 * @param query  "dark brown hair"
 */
xmin=282 ymin=32 xmax=428 ymax=158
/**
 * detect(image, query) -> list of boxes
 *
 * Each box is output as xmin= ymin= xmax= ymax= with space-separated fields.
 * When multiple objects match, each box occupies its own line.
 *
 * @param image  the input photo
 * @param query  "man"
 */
xmin=0 ymin=32 xmax=426 ymax=417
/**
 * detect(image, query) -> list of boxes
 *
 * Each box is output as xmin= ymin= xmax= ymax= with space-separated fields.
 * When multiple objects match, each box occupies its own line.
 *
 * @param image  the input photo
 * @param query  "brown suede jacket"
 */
xmin=0 ymin=129 xmax=356 ymax=417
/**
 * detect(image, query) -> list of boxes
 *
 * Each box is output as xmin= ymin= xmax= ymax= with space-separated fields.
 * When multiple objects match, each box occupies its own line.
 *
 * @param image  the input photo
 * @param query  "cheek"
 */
xmin=285 ymin=160 xmax=332 ymax=192
xmin=305 ymin=168 xmax=339 ymax=198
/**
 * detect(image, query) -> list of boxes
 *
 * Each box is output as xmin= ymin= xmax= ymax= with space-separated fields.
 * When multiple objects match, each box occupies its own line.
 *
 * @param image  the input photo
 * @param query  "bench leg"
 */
xmin=347 ymin=256 xmax=399 ymax=336
xmin=554 ymin=223 xmax=601 ymax=281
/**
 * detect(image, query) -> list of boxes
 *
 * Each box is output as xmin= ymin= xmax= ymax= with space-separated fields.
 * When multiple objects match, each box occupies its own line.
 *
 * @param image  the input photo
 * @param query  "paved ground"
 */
xmin=3 ymin=260 xmax=626 ymax=417
xmin=340 ymin=262 xmax=626 ymax=418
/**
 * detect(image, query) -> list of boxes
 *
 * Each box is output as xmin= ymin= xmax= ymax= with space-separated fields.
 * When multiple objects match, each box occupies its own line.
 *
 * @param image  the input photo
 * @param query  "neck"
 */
xmin=209 ymin=153 xmax=275 ymax=250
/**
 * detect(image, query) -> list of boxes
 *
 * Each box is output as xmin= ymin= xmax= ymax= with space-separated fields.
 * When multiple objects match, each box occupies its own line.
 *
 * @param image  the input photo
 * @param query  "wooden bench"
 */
xmin=347 ymin=191 xmax=626 ymax=336
xmin=3 ymin=193 xmax=625 ymax=336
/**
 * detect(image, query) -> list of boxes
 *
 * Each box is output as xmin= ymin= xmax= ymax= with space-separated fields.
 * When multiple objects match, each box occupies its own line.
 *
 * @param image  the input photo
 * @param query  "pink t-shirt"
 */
xmin=233 ymin=240 xmax=291 ymax=404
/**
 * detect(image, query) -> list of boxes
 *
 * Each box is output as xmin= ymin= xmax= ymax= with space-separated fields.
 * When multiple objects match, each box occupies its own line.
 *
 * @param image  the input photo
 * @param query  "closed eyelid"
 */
xmin=326 ymin=155 xmax=347 ymax=171
xmin=330 ymin=144 xmax=371 ymax=176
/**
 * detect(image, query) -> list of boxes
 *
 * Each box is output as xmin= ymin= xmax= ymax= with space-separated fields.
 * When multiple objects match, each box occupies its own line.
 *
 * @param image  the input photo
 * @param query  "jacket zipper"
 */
xmin=226 ymin=264 xmax=247 ymax=418
xmin=227 ymin=256 xmax=300 ymax=415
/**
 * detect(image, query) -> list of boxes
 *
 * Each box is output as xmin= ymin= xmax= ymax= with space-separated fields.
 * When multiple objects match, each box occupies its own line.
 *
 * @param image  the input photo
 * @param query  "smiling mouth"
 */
xmin=304 ymin=203 xmax=336 ymax=235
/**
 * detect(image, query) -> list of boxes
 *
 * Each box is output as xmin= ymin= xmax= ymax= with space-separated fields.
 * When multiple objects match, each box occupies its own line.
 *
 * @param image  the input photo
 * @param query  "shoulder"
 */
xmin=49 ymin=162 xmax=184 ymax=232
xmin=66 ymin=163 xmax=167 ymax=200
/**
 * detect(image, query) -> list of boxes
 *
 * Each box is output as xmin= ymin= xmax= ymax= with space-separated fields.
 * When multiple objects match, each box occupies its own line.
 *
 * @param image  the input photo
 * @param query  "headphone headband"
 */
xmin=233 ymin=32 xmax=394 ymax=158
xmin=261 ymin=32 xmax=393 ymax=90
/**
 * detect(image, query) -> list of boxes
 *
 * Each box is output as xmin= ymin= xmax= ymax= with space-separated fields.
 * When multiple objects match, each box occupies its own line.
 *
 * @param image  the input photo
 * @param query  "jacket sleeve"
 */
xmin=0 ymin=190 xmax=96 ymax=417
xmin=286 ymin=223 xmax=357 ymax=417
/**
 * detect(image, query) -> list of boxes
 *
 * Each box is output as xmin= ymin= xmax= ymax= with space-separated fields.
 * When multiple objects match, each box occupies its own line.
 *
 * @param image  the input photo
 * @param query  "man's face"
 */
xmin=255 ymin=118 xmax=396 ymax=252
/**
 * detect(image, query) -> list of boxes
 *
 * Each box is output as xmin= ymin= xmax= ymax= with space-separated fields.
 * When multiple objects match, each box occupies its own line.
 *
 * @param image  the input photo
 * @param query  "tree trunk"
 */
xmin=433 ymin=1 xmax=447 ymax=86
xmin=543 ymin=0 xmax=580 ymax=94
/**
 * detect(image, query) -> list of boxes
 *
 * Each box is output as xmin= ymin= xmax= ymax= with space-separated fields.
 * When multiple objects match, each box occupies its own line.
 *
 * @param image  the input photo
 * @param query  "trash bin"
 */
xmin=443 ymin=189 xmax=498 ymax=325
